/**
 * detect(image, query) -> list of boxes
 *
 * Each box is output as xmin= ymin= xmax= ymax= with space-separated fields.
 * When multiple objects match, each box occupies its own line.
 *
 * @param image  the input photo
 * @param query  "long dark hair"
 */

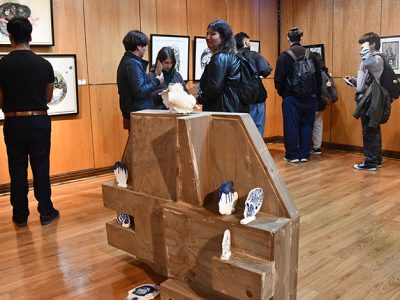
xmin=151 ymin=46 xmax=177 ymax=74
xmin=207 ymin=19 xmax=236 ymax=54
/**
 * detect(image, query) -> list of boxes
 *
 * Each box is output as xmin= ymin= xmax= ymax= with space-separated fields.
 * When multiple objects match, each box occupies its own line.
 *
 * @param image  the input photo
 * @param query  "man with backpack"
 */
xmin=274 ymin=28 xmax=322 ymax=163
xmin=344 ymin=32 xmax=397 ymax=171
xmin=235 ymin=32 xmax=273 ymax=136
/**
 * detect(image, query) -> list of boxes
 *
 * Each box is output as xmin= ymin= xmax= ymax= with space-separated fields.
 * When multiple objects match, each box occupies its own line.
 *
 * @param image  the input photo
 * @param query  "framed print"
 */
xmin=193 ymin=36 xmax=212 ymax=81
xmin=304 ymin=43 xmax=325 ymax=62
xmin=150 ymin=34 xmax=190 ymax=81
xmin=381 ymin=36 xmax=400 ymax=74
xmin=250 ymin=40 xmax=260 ymax=53
xmin=0 ymin=0 xmax=54 ymax=46
xmin=0 ymin=54 xmax=78 ymax=120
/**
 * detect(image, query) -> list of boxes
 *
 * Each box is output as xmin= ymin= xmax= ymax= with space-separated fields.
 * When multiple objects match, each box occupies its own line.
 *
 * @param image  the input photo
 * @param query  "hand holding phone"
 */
xmin=342 ymin=76 xmax=355 ymax=88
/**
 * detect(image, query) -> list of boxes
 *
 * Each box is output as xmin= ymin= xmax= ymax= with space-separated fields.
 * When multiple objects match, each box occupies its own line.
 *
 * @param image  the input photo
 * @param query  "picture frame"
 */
xmin=150 ymin=34 xmax=190 ymax=81
xmin=250 ymin=40 xmax=260 ymax=53
xmin=381 ymin=36 xmax=400 ymax=74
xmin=304 ymin=43 xmax=325 ymax=63
xmin=193 ymin=36 xmax=212 ymax=81
xmin=0 ymin=0 xmax=54 ymax=46
xmin=0 ymin=54 xmax=79 ymax=120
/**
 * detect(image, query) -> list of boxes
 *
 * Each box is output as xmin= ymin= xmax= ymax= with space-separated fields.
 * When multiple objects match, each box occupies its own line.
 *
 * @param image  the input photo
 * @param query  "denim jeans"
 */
xmin=361 ymin=114 xmax=382 ymax=166
xmin=250 ymin=102 xmax=266 ymax=136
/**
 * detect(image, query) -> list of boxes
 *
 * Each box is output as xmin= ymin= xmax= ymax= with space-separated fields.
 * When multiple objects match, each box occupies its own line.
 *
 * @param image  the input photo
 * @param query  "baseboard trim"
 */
xmin=264 ymin=136 xmax=400 ymax=160
xmin=0 ymin=166 xmax=113 ymax=194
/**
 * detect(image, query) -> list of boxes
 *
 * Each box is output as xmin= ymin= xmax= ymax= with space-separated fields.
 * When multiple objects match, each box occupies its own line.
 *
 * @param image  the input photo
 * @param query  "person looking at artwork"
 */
xmin=235 ymin=31 xmax=273 ymax=135
xmin=0 ymin=16 xmax=59 ymax=227
xmin=148 ymin=46 xmax=188 ymax=109
xmin=197 ymin=19 xmax=248 ymax=113
xmin=117 ymin=30 xmax=164 ymax=129
xmin=274 ymin=27 xmax=322 ymax=163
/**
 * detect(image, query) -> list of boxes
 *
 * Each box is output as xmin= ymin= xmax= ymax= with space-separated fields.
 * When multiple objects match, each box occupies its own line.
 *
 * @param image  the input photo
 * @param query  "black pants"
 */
xmin=361 ymin=114 xmax=382 ymax=167
xmin=3 ymin=116 xmax=54 ymax=222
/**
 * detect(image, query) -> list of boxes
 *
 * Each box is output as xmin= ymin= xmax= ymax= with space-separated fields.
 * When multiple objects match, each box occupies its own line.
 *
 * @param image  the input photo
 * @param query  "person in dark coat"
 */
xmin=117 ymin=30 xmax=164 ymax=129
xmin=197 ymin=19 xmax=248 ymax=113
xmin=147 ymin=46 xmax=188 ymax=109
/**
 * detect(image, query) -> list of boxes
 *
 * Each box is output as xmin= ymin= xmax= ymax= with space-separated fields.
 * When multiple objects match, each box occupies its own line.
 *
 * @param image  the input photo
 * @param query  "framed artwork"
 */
xmin=381 ymin=36 xmax=400 ymax=74
xmin=304 ymin=43 xmax=325 ymax=62
xmin=0 ymin=54 xmax=78 ymax=120
xmin=150 ymin=34 xmax=190 ymax=81
xmin=250 ymin=40 xmax=260 ymax=53
xmin=193 ymin=36 xmax=212 ymax=81
xmin=0 ymin=0 xmax=54 ymax=46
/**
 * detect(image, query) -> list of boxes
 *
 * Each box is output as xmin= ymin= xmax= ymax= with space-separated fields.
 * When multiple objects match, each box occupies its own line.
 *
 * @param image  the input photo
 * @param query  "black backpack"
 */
xmin=320 ymin=70 xmax=338 ymax=104
xmin=286 ymin=48 xmax=317 ymax=97
xmin=375 ymin=53 xmax=400 ymax=102
xmin=235 ymin=55 xmax=266 ymax=105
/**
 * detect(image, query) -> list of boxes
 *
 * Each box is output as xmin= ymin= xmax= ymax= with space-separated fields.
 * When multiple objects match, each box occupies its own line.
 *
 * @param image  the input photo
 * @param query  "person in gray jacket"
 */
xmin=344 ymin=32 xmax=385 ymax=171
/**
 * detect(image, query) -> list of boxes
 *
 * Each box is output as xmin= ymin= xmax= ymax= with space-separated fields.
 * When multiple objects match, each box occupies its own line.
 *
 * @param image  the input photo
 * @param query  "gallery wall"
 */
xmin=0 ymin=0 xmax=278 ymax=185
xmin=280 ymin=0 xmax=400 ymax=151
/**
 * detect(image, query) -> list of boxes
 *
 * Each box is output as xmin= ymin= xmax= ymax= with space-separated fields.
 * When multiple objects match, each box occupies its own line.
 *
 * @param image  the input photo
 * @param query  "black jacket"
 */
xmin=274 ymin=43 xmax=322 ymax=98
xmin=238 ymin=47 xmax=273 ymax=78
xmin=117 ymin=52 xmax=160 ymax=118
xmin=198 ymin=51 xmax=249 ymax=113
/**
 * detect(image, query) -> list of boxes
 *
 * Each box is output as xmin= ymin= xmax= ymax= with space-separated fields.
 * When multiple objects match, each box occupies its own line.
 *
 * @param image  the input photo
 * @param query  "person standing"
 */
xmin=344 ymin=32 xmax=386 ymax=171
xmin=235 ymin=32 xmax=273 ymax=136
xmin=117 ymin=30 xmax=164 ymax=129
xmin=0 ymin=17 xmax=59 ymax=227
xmin=197 ymin=19 xmax=248 ymax=113
xmin=274 ymin=27 xmax=321 ymax=163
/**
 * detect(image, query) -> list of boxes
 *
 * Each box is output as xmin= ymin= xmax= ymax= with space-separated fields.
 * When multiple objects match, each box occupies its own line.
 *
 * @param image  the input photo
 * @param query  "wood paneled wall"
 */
xmin=0 ymin=0 xmax=278 ymax=185
xmin=280 ymin=0 xmax=400 ymax=150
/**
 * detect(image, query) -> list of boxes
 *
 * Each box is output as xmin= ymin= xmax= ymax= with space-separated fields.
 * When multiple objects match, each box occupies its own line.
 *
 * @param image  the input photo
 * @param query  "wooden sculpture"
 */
xmin=102 ymin=110 xmax=299 ymax=299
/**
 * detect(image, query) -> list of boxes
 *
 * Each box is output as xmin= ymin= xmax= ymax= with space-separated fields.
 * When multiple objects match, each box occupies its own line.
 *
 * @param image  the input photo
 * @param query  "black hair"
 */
xmin=7 ymin=17 xmax=32 ymax=44
xmin=287 ymin=27 xmax=303 ymax=43
xmin=156 ymin=46 xmax=176 ymax=71
xmin=207 ymin=19 xmax=236 ymax=54
xmin=234 ymin=32 xmax=250 ymax=49
xmin=358 ymin=32 xmax=380 ymax=51
xmin=122 ymin=30 xmax=148 ymax=52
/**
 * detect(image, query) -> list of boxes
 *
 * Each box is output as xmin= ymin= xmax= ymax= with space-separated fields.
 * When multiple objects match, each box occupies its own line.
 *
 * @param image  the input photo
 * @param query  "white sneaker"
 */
xmin=116 ymin=212 xmax=130 ymax=228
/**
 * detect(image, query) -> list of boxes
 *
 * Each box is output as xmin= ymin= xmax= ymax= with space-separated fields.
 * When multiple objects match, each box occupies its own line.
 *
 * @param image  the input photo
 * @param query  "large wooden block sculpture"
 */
xmin=102 ymin=111 xmax=299 ymax=299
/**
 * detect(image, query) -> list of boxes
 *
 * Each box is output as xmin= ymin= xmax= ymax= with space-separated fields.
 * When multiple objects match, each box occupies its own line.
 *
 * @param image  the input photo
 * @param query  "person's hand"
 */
xmin=156 ymin=72 xmax=164 ymax=85
xmin=154 ymin=59 xmax=163 ymax=76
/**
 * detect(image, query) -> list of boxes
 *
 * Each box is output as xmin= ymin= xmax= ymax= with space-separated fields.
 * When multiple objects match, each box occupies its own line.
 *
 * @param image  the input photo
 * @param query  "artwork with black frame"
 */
xmin=150 ymin=34 xmax=190 ymax=81
xmin=304 ymin=43 xmax=325 ymax=63
xmin=381 ymin=35 xmax=400 ymax=74
xmin=0 ymin=0 xmax=54 ymax=46
xmin=193 ymin=36 xmax=212 ymax=81
xmin=0 ymin=54 xmax=78 ymax=120
xmin=250 ymin=40 xmax=260 ymax=53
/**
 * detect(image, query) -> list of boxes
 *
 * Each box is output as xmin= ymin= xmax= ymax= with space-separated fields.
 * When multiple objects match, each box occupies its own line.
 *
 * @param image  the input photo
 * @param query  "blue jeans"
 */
xmin=282 ymin=95 xmax=316 ymax=160
xmin=250 ymin=102 xmax=266 ymax=136
xmin=3 ymin=116 xmax=54 ymax=222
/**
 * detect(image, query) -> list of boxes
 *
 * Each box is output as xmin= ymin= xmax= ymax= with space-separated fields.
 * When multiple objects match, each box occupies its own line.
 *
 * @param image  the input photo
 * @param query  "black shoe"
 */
xmin=40 ymin=209 xmax=60 ymax=225
xmin=353 ymin=162 xmax=377 ymax=171
xmin=12 ymin=216 xmax=27 ymax=227
xmin=311 ymin=148 xmax=321 ymax=155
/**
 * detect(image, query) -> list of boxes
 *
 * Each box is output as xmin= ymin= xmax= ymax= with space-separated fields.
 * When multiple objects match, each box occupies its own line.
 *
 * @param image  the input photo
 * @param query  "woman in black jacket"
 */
xmin=197 ymin=19 xmax=248 ymax=113
xmin=148 ymin=46 xmax=188 ymax=109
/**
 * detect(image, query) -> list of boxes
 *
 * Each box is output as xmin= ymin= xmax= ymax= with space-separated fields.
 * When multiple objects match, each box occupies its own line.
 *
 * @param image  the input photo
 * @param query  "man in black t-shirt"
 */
xmin=0 ymin=17 xmax=59 ymax=227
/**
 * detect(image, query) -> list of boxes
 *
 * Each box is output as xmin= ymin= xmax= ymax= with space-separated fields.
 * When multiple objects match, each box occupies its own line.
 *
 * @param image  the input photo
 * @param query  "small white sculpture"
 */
xmin=159 ymin=83 xmax=196 ymax=113
xmin=220 ymin=229 xmax=231 ymax=261
xmin=113 ymin=161 xmax=128 ymax=188
xmin=240 ymin=187 xmax=264 ymax=225
xmin=124 ymin=283 xmax=160 ymax=300
xmin=218 ymin=181 xmax=238 ymax=215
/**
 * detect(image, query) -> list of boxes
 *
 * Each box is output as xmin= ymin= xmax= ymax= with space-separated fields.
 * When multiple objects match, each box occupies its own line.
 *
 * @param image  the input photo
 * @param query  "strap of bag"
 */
xmin=286 ymin=49 xmax=298 ymax=61
xmin=305 ymin=48 xmax=310 ymax=59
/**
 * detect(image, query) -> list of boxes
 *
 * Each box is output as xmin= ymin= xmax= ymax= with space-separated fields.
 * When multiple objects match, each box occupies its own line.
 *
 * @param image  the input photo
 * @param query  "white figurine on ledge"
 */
xmin=113 ymin=161 xmax=128 ymax=188
xmin=218 ymin=181 xmax=238 ymax=215
xmin=220 ymin=229 xmax=231 ymax=261
xmin=240 ymin=187 xmax=264 ymax=225
xmin=159 ymin=83 xmax=196 ymax=113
